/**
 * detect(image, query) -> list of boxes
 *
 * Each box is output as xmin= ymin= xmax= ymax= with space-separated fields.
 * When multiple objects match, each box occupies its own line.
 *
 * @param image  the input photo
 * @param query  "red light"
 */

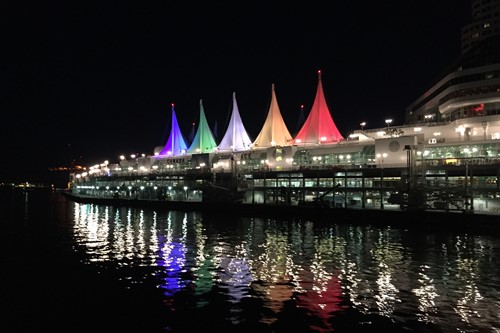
xmin=473 ymin=103 xmax=484 ymax=112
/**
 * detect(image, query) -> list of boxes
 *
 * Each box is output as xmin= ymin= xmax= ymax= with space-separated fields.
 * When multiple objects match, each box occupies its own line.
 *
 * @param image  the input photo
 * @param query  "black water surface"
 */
xmin=1 ymin=188 xmax=499 ymax=333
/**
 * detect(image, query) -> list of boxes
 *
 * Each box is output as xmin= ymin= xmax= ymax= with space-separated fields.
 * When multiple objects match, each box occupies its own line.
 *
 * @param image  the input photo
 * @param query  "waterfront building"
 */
xmin=460 ymin=0 xmax=500 ymax=54
xmin=406 ymin=0 xmax=500 ymax=124
xmin=69 ymin=68 xmax=500 ymax=215
xmin=69 ymin=2 xmax=500 ymax=215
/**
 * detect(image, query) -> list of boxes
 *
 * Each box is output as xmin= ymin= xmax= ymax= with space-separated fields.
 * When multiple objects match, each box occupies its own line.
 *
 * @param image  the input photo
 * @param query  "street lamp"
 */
xmin=183 ymin=186 xmax=188 ymax=200
xmin=385 ymin=119 xmax=393 ymax=127
xmin=360 ymin=122 xmax=366 ymax=130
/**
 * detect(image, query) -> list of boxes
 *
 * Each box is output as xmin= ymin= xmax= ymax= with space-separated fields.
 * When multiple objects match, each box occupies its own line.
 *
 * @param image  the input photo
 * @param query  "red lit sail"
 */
xmin=294 ymin=71 xmax=344 ymax=145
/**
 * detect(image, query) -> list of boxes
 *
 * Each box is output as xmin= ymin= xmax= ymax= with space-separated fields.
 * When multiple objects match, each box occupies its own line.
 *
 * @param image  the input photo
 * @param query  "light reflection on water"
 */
xmin=71 ymin=202 xmax=500 ymax=332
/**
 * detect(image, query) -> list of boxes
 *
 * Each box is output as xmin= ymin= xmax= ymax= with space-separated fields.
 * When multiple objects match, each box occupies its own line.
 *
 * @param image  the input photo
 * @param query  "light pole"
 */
xmin=183 ymin=186 xmax=188 ymax=201
xmin=385 ymin=119 xmax=393 ymax=128
xmin=360 ymin=122 xmax=366 ymax=131
xmin=376 ymin=153 xmax=387 ymax=209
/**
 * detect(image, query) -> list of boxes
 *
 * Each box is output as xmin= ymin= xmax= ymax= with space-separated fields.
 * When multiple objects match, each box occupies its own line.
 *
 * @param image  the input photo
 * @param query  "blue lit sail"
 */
xmin=159 ymin=103 xmax=188 ymax=157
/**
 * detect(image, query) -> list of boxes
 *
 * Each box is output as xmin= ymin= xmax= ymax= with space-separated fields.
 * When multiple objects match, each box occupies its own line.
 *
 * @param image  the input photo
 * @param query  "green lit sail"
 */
xmin=187 ymin=99 xmax=218 ymax=154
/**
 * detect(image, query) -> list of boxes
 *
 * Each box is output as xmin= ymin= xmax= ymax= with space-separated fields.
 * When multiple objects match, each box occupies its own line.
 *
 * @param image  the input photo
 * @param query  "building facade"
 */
xmin=69 ymin=2 xmax=500 ymax=215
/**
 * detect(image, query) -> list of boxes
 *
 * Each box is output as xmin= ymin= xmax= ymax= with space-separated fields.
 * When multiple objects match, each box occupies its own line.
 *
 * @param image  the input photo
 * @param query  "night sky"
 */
xmin=2 ymin=1 xmax=471 ymax=186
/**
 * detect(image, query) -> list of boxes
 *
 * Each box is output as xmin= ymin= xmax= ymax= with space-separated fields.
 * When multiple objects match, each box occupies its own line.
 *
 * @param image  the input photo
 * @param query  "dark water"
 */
xmin=1 ymin=189 xmax=500 ymax=333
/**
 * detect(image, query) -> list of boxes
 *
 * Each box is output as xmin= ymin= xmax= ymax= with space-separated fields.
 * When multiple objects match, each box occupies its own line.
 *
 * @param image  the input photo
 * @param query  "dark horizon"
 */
xmin=2 ymin=1 xmax=471 ymax=186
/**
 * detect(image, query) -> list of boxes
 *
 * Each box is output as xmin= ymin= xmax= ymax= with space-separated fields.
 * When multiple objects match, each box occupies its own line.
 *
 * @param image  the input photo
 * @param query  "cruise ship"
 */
xmin=68 ymin=2 xmax=500 ymax=216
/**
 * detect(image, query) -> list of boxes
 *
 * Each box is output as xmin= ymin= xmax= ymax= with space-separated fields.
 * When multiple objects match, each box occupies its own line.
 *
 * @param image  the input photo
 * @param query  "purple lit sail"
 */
xmin=159 ymin=104 xmax=188 ymax=157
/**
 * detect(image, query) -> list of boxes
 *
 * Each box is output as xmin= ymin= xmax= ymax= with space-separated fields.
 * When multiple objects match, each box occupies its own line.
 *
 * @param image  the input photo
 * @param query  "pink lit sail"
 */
xmin=217 ymin=92 xmax=253 ymax=152
xmin=158 ymin=104 xmax=188 ymax=156
xmin=294 ymin=71 xmax=344 ymax=145
xmin=253 ymin=83 xmax=293 ymax=147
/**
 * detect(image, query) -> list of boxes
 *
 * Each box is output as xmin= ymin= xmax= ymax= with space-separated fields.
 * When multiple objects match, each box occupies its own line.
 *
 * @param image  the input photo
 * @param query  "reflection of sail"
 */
xmin=296 ymin=273 xmax=344 ymax=332
xmin=192 ymin=220 xmax=216 ymax=307
xmin=192 ymin=257 xmax=216 ymax=307
xmin=218 ymin=257 xmax=253 ymax=304
xmin=250 ymin=223 xmax=301 ymax=322
xmin=294 ymin=233 xmax=347 ymax=332
xmin=211 ymin=242 xmax=253 ymax=324
xmin=65 ymin=203 xmax=500 ymax=332
xmin=156 ymin=212 xmax=189 ymax=297
xmin=157 ymin=238 xmax=188 ymax=297
xmin=259 ymin=282 xmax=295 ymax=325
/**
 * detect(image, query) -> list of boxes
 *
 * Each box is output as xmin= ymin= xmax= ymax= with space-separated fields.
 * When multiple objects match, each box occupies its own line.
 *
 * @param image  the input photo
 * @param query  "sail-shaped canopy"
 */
xmin=187 ymin=99 xmax=218 ymax=154
xmin=187 ymin=121 xmax=196 ymax=145
xmin=294 ymin=104 xmax=306 ymax=137
xmin=293 ymin=70 xmax=344 ymax=145
xmin=217 ymin=92 xmax=253 ymax=152
xmin=158 ymin=103 xmax=188 ymax=157
xmin=212 ymin=120 xmax=218 ymax=140
xmin=253 ymin=83 xmax=293 ymax=148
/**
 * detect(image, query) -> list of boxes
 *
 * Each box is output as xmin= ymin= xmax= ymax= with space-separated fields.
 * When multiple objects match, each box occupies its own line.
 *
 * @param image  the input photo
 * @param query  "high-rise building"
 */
xmin=461 ymin=0 xmax=500 ymax=54
xmin=405 ymin=0 xmax=500 ymax=124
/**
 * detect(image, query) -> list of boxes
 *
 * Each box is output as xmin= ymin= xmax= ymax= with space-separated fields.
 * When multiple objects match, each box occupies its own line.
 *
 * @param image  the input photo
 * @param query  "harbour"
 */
xmin=3 ymin=188 xmax=500 ymax=332
xmin=6 ymin=1 xmax=500 ymax=332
